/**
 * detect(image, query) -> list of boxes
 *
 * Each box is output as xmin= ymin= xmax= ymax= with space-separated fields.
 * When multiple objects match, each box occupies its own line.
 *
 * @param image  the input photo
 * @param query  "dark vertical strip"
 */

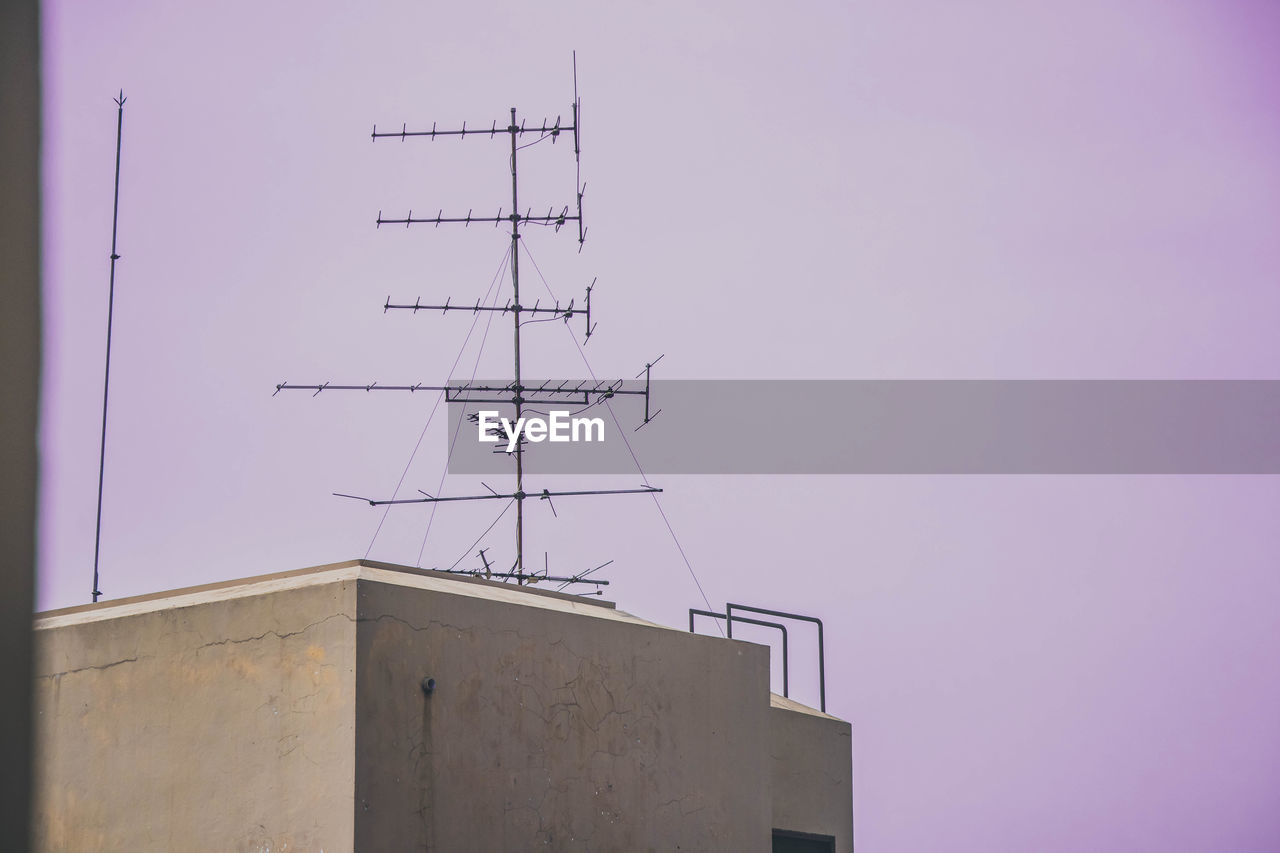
xmin=0 ymin=0 xmax=40 ymax=846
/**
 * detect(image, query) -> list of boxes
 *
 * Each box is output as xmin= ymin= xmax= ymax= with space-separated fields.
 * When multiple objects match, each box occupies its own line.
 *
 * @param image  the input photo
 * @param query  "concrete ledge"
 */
xmin=36 ymin=558 xmax=620 ymax=630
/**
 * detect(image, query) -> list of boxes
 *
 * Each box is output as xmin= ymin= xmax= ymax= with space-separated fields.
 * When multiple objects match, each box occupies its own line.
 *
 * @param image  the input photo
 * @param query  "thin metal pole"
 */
xmin=509 ymin=107 xmax=525 ymax=581
xmin=92 ymin=90 xmax=125 ymax=603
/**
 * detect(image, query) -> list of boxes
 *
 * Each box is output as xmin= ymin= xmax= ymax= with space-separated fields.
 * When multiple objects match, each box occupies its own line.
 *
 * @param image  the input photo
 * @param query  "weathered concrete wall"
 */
xmin=769 ymin=695 xmax=854 ymax=852
xmin=32 ymin=563 xmax=853 ymax=851
xmin=34 ymin=577 xmax=358 ymax=852
xmin=353 ymin=570 xmax=774 ymax=852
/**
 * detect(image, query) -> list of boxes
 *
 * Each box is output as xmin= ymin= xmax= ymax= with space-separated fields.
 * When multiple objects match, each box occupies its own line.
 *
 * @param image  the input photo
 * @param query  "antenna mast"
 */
xmin=276 ymin=56 xmax=662 ymax=588
xmin=509 ymin=105 xmax=527 ymax=577
xmin=92 ymin=90 xmax=126 ymax=604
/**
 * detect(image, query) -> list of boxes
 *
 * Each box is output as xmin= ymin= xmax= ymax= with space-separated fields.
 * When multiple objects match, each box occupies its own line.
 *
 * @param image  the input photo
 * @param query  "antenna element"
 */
xmin=92 ymin=90 xmax=126 ymax=604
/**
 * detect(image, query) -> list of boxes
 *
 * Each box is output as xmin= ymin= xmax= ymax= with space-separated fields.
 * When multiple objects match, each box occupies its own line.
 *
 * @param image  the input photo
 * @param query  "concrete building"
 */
xmin=34 ymin=560 xmax=852 ymax=851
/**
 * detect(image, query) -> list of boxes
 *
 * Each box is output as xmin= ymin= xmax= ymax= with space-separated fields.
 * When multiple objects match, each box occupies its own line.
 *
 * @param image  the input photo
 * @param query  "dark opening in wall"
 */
xmin=772 ymin=828 xmax=836 ymax=853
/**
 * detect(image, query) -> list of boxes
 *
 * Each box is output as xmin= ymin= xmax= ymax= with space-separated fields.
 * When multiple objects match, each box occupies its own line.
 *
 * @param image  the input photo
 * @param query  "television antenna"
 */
xmin=275 ymin=54 xmax=662 ymax=589
xmin=91 ymin=90 xmax=126 ymax=603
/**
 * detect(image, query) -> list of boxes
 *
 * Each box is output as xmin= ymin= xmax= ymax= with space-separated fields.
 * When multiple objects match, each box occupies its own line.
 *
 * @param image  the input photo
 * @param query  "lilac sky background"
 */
xmin=39 ymin=1 xmax=1280 ymax=850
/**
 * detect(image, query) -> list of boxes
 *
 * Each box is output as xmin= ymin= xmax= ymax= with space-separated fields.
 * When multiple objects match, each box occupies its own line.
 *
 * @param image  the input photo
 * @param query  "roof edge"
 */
xmin=36 ymin=558 xmax=615 ymax=622
xmin=770 ymin=692 xmax=848 ymax=723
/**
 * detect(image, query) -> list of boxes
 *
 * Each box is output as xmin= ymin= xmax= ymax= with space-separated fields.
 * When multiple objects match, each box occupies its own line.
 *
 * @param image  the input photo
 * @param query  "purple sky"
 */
xmin=40 ymin=1 xmax=1280 ymax=850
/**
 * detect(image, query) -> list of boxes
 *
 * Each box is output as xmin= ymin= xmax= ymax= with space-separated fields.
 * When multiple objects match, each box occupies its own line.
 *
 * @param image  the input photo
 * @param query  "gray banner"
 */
xmin=444 ymin=380 xmax=1280 ymax=474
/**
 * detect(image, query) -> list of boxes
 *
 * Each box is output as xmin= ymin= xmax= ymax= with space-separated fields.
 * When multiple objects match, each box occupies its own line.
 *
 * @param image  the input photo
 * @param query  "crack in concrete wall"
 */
xmin=34 ymin=581 xmax=359 ymax=852
xmin=354 ymin=578 xmax=773 ymax=852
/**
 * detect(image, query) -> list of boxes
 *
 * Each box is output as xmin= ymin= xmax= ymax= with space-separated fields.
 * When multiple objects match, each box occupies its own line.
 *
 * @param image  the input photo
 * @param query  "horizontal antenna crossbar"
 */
xmin=384 ymin=301 xmax=583 ymax=317
xmin=274 ymin=380 xmax=647 ymax=399
xmin=372 ymin=120 xmax=576 ymax=142
xmin=437 ymin=567 xmax=608 ymax=586
xmin=334 ymin=485 xmax=661 ymax=507
xmin=376 ymin=211 xmax=579 ymax=228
